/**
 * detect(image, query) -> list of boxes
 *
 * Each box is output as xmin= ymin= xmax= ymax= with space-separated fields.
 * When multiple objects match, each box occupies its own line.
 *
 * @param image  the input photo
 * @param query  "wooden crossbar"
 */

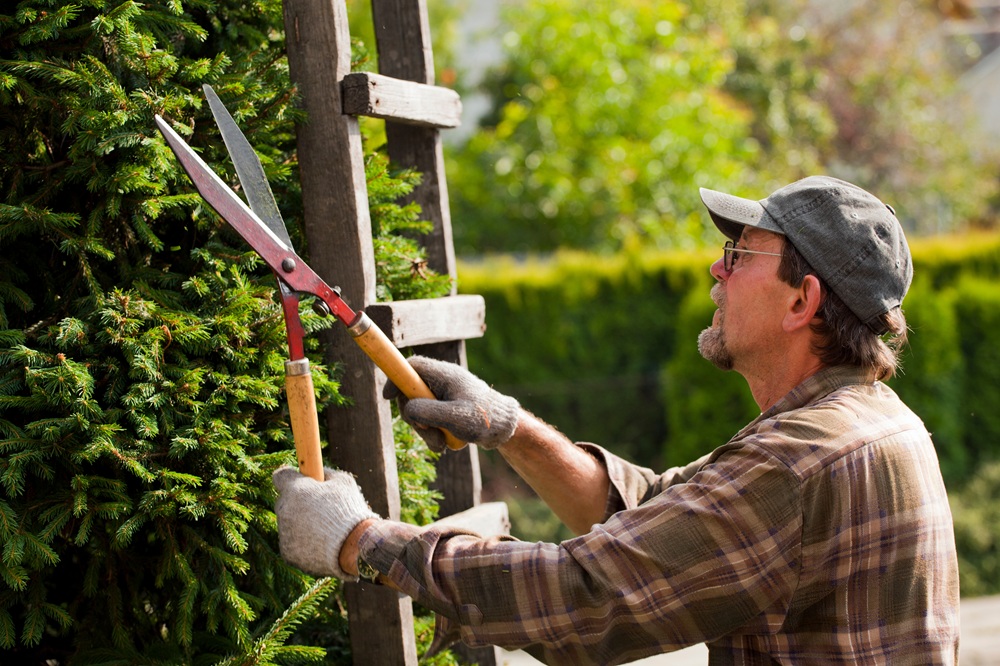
xmin=342 ymin=72 xmax=463 ymax=128
xmin=366 ymin=295 xmax=486 ymax=348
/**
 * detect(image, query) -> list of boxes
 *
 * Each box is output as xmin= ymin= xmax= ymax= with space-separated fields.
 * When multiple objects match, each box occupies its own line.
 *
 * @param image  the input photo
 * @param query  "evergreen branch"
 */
xmin=0 ymin=561 xmax=29 ymax=592
xmin=132 ymin=5 xmax=209 ymax=43
xmin=112 ymin=513 xmax=145 ymax=549
xmin=0 ymin=202 xmax=81 ymax=240
xmin=0 ymin=58 xmax=86 ymax=90
xmin=176 ymin=579 xmax=198 ymax=648
xmin=0 ymin=282 xmax=33 ymax=316
xmin=20 ymin=603 xmax=45 ymax=646
xmin=0 ymin=608 xmax=15 ymax=649
xmin=217 ymin=578 xmax=336 ymax=666
xmin=1 ymin=532 xmax=24 ymax=566
xmin=0 ymin=419 xmax=24 ymax=441
xmin=19 ymin=530 xmax=58 ymax=566
xmin=1 ymin=447 xmax=51 ymax=496
xmin=9 ymin=3 xmax=82 ymax=46
xmin=35 ymin=501 xmax=73 ymax=545
xmin=0 ymin=500 xmax=18 ymax=540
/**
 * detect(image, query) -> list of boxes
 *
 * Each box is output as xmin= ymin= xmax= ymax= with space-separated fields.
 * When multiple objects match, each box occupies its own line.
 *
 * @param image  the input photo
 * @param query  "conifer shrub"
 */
xmin=0 ymin=1 xmax=449 ymax=663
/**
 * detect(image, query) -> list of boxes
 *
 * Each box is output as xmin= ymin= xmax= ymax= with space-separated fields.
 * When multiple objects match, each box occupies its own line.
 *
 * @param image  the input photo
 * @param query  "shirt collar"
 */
xmin=737 ymin=366 xmax=879 ymax=436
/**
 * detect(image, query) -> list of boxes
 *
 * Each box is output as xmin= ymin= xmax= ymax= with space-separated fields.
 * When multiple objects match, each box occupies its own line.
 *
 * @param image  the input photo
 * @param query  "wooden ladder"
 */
xmin=282 ymin=0 xmax=507 ymax=663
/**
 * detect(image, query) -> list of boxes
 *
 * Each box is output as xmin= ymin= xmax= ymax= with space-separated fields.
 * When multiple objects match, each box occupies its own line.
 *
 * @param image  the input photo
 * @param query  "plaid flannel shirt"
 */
xmin=359 ymin=366 xmax=960 ymax=665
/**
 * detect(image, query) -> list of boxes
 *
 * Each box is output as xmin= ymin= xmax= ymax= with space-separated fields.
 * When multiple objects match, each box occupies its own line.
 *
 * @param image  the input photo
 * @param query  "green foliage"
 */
xmin=950 ymin=461 xmax=1000 ymax=597
xmin=889 ymin=278 xmax=966 ymax=484
xmin=0 ymin=0 xmax=451 ymax=662
xmin=446 ymin=0 xmax=998 ymax=255
xmin=0 ymin=244 xmax=337 ymax=662
xmin=216 ymin=578 xmax=338 ymax=666
xmin=723 ymin=8 xmax=834 ymax=187
xmin=725 ymin=0 xmax=999 ymax=231
xmin=366 ymin=150 xmax=452 ymax=302
xmin=394 ymin=418 xmax=444 ymax=527
xmin=504 ymin=494 xmax=574 ymax=545
xmin=905 ymin=232 xmax=1000 ymax=290
xmin=951 ymin=277 xmax=1000 ymax=469
xmin=447 ymin=0 xmax=759 ymax=254
xmin=793 ymin=1 xmax=998 ymax=233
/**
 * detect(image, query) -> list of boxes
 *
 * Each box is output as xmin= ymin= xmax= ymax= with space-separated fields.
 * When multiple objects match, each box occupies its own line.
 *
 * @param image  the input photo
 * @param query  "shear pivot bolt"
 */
xmin=281 ymin=258 xmax=296 ymax=273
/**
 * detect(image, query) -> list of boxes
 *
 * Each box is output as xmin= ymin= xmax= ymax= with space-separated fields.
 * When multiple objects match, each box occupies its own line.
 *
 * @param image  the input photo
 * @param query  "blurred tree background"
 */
xmin=445 ymin=0 xmax=998 ymax=253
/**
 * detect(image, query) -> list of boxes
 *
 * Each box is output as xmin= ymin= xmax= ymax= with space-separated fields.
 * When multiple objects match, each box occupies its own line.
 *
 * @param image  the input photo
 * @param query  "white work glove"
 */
xmin=383 ymin=356 xmax=520 ymax=452
xmin=272 ymin=466 xmax=379 ymax=580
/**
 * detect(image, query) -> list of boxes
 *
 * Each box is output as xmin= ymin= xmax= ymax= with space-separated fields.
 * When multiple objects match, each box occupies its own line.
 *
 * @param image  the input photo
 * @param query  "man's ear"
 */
xmin=783 ymin=274 xmax=823 ymax=333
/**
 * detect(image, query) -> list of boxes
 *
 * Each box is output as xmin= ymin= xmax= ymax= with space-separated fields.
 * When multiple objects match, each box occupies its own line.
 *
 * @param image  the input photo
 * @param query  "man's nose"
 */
xmin=710 ymin=256 xmax=730 ymax=282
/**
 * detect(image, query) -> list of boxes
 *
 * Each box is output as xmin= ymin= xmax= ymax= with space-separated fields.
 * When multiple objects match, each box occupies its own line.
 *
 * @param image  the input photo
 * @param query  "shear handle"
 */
xmin=346 ymin=314 xmax=466 ymax=451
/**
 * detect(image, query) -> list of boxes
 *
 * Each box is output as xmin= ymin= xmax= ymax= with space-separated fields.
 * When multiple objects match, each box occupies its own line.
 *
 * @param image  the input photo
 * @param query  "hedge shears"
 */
xmin=154 ymin=85 xmax=464 ymax=480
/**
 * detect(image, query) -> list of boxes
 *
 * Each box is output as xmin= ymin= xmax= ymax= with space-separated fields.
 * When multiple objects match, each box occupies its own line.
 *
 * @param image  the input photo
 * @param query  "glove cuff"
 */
xmin=324 ymin=508 xmax=380 ymax=581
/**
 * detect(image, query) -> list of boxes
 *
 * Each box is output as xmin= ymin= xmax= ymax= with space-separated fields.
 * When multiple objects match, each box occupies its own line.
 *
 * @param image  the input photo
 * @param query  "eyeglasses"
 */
xmin=723 ymin=240 xmax=783 ymax=272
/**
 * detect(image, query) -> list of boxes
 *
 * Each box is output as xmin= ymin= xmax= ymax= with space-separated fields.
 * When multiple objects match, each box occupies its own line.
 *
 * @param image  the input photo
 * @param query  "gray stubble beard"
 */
xmin=697 ymin=283 xmax=734 ymax=371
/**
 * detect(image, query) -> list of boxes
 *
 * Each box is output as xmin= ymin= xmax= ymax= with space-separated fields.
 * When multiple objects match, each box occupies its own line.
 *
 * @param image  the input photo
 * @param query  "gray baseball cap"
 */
xmin=699 ymin=176 xmax=912 ymax=333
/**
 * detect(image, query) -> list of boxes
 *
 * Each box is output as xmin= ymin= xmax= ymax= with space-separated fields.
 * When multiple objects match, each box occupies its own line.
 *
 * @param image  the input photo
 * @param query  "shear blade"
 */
xmin=203 ymin=84 xmax=294 ymax=249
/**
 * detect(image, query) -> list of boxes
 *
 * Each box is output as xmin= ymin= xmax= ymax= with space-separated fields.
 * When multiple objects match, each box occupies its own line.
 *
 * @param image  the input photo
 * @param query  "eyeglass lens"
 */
xmin=724 ymin=241 xmax=736 ymax=271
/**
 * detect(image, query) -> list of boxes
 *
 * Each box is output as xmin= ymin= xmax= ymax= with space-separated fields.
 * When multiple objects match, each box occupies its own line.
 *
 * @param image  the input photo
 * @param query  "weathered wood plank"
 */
xmin=365 ymin=295 xmax=485 ymax=348
xmin=371 ymin=0 xmax=435 ymax=84
xmin=342 ymin=72 xmax=462 ymax=128
xmin=432 ymin=502 xmax=511 ymax=538
xmin=371 ymin=0 xmax=457 ymax=284
xmin=282 ymin=0 xmax=417 ymax=663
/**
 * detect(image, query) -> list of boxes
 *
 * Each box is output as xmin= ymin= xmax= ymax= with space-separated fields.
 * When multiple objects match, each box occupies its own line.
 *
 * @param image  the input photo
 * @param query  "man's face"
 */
xmin=698 ymin=228 xmax=787 ymax=373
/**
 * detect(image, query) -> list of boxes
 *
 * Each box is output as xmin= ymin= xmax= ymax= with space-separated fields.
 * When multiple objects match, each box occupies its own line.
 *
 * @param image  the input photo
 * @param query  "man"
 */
xmin=273 ymin=176 xmax=960 ymax=664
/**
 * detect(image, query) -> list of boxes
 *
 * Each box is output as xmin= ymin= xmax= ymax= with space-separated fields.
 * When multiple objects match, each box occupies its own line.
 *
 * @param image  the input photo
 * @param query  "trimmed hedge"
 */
xmin=460 ymin=249 xmax=713 ymax=463
xmin=459 ymin=232 xmax=1000 ymax=483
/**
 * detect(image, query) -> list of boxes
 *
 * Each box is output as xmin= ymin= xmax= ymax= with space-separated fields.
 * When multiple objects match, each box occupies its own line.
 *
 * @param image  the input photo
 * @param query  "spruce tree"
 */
xmin=0 ymin=1 xmax=449 ymax=662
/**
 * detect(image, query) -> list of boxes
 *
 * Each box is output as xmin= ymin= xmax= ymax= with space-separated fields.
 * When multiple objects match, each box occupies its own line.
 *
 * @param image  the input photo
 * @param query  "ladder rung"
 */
xmin=365 ymin=294 xmax=485 ymax=348
xmin=342 ymin=72 xmax=463 ymax=128
xmin=431 ymin=502 xmax=510 ymax=537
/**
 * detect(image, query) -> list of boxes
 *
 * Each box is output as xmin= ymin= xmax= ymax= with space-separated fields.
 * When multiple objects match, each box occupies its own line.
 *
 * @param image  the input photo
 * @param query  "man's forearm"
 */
xmin=498 ymin=411 xmax=611 ymax=535
xmin=337 ymin=412 xmax=610 ymax=576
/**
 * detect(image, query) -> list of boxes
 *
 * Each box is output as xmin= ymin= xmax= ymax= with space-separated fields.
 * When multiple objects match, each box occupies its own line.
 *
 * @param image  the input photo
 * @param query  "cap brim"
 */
xmin=699 ymin=187 xmax=783 ymax=241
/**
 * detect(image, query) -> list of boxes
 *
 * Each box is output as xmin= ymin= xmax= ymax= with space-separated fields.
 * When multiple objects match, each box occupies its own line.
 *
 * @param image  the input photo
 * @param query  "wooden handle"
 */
xmin=285 ymin=359 xmax=325 ymax=480
xmin=349 ymin=314 xmax=466 ymax=450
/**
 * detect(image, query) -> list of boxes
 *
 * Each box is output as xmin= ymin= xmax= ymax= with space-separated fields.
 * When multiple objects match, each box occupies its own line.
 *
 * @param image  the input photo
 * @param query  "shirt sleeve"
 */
xmin=358 ymin=442 xmax=804 ymax=665
xmin=577 ymin=441 xmax=716 ymax=520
